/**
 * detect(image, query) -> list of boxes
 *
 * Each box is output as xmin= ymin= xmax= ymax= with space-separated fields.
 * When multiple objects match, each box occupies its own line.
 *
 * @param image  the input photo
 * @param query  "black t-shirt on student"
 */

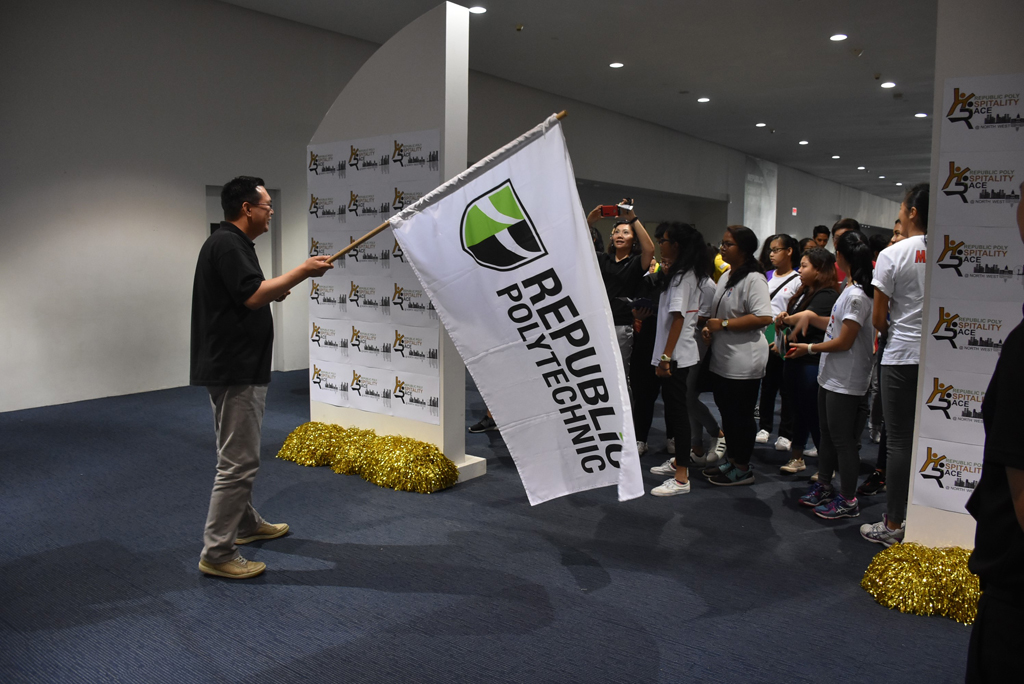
xmin=596 ymin=252 xmax=644 ymax=326
xmin=190 ymin=222 xmax=273 ymax=386
xmin=967 ymin=320 xmax=1024 ymax=599
xmin=786 ymin=287 xmax=839 ymax=366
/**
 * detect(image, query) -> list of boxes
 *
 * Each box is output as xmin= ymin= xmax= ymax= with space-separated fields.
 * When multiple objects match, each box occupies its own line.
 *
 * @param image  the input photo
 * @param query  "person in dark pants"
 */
xmin=775 ymin=248 xmax=840 ymax=475
xmin=964 ymin=179 xmax=1024 ymax=683
xmin=630 ymin=261 xmax=668 ymax=456
xmin=757 ymin=234 xmax=801 ymax=450
xmin=701 ymin=225 xmax=773 ymax=486
xmin=646 ymin=223 xmax=710 ymax=496
xmin=191 ymin=176 xmax=333 ymax=579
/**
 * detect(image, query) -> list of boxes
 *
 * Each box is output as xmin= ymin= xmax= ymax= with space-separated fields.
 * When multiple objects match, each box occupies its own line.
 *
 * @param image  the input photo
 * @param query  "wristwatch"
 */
xmin=659 ymin=354 xmax=671 ymax=363
xmin=721 ymin=319 xmax=729 ymax=330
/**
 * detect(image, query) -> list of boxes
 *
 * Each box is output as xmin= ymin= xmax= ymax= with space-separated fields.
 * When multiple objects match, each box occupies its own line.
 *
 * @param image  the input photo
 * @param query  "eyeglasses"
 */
xmin=769 ymin=247 xmax=787 ymax=254
xmin=250 ymin=202 xmax=274 ymax=210
xmin=720 ymin=241 xmax=737 ymax=249
xmin=657 ymin=239 xmax=670 ymax=245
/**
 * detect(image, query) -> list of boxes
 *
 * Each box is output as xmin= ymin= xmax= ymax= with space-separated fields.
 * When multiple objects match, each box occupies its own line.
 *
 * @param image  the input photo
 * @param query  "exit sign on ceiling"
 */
xmin=792 ymin=207 xmax=798 ymax=216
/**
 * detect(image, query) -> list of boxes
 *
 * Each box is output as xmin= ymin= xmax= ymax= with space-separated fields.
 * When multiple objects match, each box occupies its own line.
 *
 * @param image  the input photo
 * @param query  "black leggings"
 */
xmin=759 ymin=353 xmax=793 ymax=438
xmin=711 ymin=373 xmax=760 ymax=467
xmin=661 ymin=363 xmax=691 ymax=461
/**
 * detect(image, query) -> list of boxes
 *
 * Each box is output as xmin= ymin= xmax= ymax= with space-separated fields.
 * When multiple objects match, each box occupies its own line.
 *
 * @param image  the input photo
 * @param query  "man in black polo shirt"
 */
xmin=192 ymin=176 xmax=332 ymax=579
xmin=964 ymin=179 xmax=1024 ymax=681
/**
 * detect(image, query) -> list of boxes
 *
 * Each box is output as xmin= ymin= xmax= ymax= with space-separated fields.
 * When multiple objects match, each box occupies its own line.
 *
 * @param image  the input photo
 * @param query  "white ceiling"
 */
xmin=223 ymin=0 xmax=937 ymax=202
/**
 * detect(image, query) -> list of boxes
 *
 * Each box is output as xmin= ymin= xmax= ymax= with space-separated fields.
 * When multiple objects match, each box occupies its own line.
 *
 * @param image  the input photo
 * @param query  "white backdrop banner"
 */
xmin=389 ymin=115 xmax=644 ymax=505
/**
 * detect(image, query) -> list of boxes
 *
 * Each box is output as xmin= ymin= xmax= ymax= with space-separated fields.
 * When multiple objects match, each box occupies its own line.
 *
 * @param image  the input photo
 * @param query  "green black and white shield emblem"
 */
xmin=460 ymin=180 xmax=547 ymax=271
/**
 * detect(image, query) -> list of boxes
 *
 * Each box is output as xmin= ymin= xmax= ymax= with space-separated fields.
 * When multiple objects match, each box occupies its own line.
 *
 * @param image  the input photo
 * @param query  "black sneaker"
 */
xmin=468 ymin=415 xmax=498 ymax=433
xmin=857 ymin=470 xmax=886 ymax=496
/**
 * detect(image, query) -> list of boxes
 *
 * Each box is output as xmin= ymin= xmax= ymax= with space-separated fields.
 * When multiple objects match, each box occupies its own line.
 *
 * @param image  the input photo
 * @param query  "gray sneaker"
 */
xmin=859 ymin=514 xmax=905 ymax=547
xmin=650 ymin=458 xmax=676 ymax=476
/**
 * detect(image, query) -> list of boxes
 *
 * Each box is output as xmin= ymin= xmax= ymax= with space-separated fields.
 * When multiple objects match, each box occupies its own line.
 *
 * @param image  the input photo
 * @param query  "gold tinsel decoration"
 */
xmin=276 ymin=421 xmax=459 ymax=494
xmin=861 ymin=542 xmax=980 ymax=624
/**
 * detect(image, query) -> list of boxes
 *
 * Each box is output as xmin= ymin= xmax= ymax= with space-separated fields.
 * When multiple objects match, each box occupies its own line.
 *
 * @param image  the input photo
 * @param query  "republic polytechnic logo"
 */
xmin=460 ymin=180 xmax=547 ymax=271
xmin=931 ymin=307 xmax=960 ymax=348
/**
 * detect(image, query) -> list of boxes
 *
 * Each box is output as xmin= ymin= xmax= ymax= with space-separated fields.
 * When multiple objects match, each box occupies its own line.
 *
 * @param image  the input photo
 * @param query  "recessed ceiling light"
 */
xmin=609 ymin=62 xmax=624 ymax=68
xmin=697 ymin=97 xmax=710 ymax=103
xmin=878 ymin=175 xmax=886 ymax=179
xmin=830 ymin=34 xmax=848 ymax=41
xmin=896 ymin=182 xmax=903 ymax=186
xmin=755 ymin=122 xmax=766 ymax=127
xmin=857 ymin=166 xmax=866 ymax=170
xmin=832 ymin=155 xmax=840 ymax=159
xmin=881 ymin=81 xmax=896 ymax=88
xmin=468 ymin=6 xmax=487 ymax=13
xmin=799 ymin=140 xmax=809 ymax=145
xmin=915 ymin=112 xmax=928 ymax=118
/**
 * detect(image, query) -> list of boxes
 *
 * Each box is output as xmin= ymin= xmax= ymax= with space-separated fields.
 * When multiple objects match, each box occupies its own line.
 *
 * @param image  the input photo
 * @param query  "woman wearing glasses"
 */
xmin=701 ymin=226 xmax=774 ymax=486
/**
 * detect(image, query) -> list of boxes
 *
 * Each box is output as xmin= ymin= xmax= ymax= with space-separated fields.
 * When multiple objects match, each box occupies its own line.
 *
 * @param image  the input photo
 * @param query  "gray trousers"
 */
xmin=817 ymin=387 xmax=869 ymax=499
xmin=201 ymin=384 xmax=268 ymax=564
xmin=881 ymin=364 xmax=919 ymax=525
xmin=686 ymin=359 xmax=720 ymax=446
xmin=615 ymin=325 xmax=634 ymax=404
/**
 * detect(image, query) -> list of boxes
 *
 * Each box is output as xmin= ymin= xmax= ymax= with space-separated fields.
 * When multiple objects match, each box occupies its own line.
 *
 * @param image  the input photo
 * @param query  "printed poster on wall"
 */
xmin=913 ymin=73 xmax=1023 ymax=514
xmin=307 ymin=129 xmax=442 ymax=425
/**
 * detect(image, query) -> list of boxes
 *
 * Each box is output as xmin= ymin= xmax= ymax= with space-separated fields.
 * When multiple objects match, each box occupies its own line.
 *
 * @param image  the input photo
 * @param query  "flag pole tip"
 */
xmin=555 ymin=110 xmax=568 ymax=120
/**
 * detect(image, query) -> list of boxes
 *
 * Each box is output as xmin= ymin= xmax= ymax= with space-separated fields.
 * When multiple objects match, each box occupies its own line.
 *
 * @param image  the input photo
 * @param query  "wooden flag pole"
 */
xmin=326 ymin=110 xmax=568 ymax=265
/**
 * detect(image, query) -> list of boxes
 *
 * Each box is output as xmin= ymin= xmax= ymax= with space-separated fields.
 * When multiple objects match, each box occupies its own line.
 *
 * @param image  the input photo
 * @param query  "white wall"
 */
xmin=0 ymin=0 xmax=902 ymax=412
xmin=0 ymin=0 xmax=376 ymax=412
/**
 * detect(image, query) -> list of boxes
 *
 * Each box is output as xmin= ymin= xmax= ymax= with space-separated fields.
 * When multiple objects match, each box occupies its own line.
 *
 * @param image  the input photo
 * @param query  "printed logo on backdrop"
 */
xmin=392 ymin=187 xmax=426 ymax=213
xmin=392 ymin=330 xmax=440 ymax=369
xmin=941 ymin=161 xmax=1020 ymax=205
xmin=350 ymin=326 xmax=382 ymax=357
xmin=309 ymin=194 xmax=346 ymax=222
xmin=308 ymin=151 xmax=343 ymax=178
xmin=946 ymin=87 xmax=1023 ymax=131
xmin=391 ymin=139 xmax=439 ymax=171
xmin=937 ymin=234 xmax=1023 ymax=280
xmin=310 ymin=322 xmax=348 ymax=355
xmin=393 ymin=377 xmax=440 ymax=417
xmin=310 ymin=281 xmax=346 ymax=310
xmin=348 ymin=145 xmax=379 ymax=172
xmin=350 ymin=369 xmax=391 ymax=406
xmin=918 ymin=445 xmax=981 ymax=492
xmin=312 ymin=365 xmax=349 ymax=398
xmin=925 ymin=377 xmax=985 ymax=423
xmin=348 ymin=281 xmax=381 ymax=310
xmin=392 ymin=238 xmax=406 ymax=263
xmin=310 ymin=238 xmax=344 ymax=270
xmin=930 ymin=306 xmax=1007 ymax=351
xmin=345 ymin=236 xmax=390 ymax=269
xmin=461 ymin=180 xmax=548 ymax=271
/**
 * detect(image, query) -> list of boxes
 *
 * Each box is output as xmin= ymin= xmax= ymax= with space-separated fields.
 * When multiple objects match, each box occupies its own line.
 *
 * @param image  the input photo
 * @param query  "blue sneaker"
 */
xmin=813 ymin=494 xmax=860 ymax=520
xmin=799 ymin=482 xmax=834 ymax=507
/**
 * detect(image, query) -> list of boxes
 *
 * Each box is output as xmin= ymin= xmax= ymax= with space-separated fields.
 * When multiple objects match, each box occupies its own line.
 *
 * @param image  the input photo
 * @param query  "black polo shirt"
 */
xmin=190 ymin=222 xmax=273 ymax=386
xmin=967 ymin=320 xmax=1024 ymax=599
xmin=596 ymin=252 xmax=644 ymax=326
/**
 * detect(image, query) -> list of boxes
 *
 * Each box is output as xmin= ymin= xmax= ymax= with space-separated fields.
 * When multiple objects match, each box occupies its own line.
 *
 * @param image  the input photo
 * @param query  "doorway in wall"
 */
xmin=205 ymin=186 xmax=284 ymax=370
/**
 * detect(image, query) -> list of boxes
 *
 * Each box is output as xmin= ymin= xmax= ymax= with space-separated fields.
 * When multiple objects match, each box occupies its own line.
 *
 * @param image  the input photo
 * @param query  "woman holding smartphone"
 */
xmin=787 ymin=231 xmax=875 ymax=518
xmin=701 ymin=226 xmax=774 ymax=487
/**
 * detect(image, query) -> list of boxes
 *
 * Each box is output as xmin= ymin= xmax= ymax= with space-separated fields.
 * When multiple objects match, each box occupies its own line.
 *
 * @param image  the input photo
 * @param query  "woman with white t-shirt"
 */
xmin=701 ymin=225 xmax=774 ymax=487
xmin=649 ymin=223 xmax=710 ymax=497
xmin=757 ymin=234 xmax=801 ymax=451
xmin=860 ymin=184 xmax=929 ymax=547
xmin=788 ymin=231 xmax=875 ymax=519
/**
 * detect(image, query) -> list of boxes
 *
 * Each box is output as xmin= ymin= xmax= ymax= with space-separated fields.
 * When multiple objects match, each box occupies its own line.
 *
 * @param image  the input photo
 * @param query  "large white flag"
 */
xmin=389 ymin=115 xmax=643 ymax=505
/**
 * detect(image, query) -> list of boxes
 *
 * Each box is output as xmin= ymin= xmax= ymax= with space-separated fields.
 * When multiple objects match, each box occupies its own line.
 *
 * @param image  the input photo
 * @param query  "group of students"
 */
xmin=589 ymin=185 xmax=930 ymax=547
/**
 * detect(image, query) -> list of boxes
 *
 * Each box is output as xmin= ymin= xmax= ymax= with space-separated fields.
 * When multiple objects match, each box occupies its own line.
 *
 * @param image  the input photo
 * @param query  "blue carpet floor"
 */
xmin=0 ymin=370 xmax=970 ymax=683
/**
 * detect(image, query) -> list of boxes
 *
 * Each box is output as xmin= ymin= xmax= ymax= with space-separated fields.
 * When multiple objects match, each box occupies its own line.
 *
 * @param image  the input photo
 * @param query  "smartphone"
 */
xmin=617 ymin=203 xmax=634 ymax=212
xmin=600 ymin=205 xmax=620 ymax=218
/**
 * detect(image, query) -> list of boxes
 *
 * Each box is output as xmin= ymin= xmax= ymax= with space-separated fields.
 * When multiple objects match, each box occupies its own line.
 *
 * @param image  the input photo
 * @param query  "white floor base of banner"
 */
xmin=453 ymin=454 xmax=486 ymax=483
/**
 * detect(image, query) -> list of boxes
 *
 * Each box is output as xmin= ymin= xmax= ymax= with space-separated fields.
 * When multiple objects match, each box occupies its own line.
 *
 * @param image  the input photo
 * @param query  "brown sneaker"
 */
xmin=198 ymin=555 xmax=266 ymax=579
xmin=236 ymin=522 xmax=289 ymax=545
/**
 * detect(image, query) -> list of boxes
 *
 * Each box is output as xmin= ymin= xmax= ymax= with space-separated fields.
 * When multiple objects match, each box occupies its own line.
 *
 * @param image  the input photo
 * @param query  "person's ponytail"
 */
xmin=836 ymin=231 xmax=874 ymax=297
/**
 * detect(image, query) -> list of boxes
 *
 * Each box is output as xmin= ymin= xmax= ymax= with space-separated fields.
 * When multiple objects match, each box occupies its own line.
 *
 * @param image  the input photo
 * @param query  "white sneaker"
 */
xmin=870 ymin=428 xmax=882 ymax=444
xmin=666 ymin=438 xmax=676 ymax=454
xmin=860 ymin=515 xmax=905 ymax=547
xmin=755 ymin=429 xmax=770 ymax=444
xmin=651 ymin=477 xmax=690 ymax=496
xmin=804 ymin=447 xmax=818 ymax=457
xmin=775 ymin=436 xmax=792 ymax=452
xmin=650 ymin=458 xmax=676 ymax=476
xmin=637 ymin=441 xmax=648 ymax=456
xmin=712 ymin=436 xmax=727 ymax=462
